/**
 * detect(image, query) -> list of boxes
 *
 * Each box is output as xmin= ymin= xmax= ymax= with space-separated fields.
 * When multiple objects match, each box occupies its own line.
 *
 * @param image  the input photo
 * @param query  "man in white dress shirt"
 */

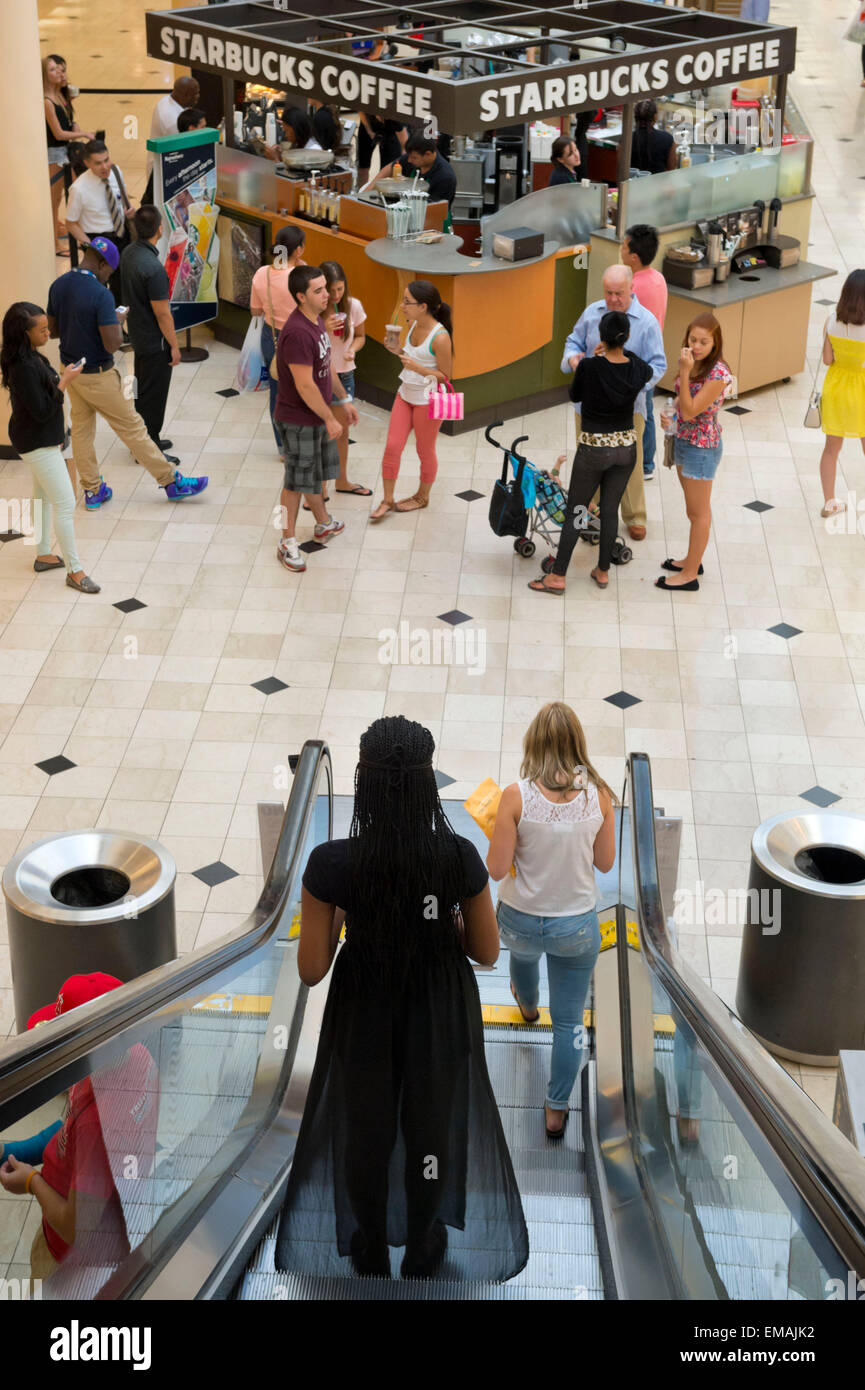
xmin=65 ymin=140 xmax=135 ymax=303
xmin=143 ymin=76 xmax=200 ymax=203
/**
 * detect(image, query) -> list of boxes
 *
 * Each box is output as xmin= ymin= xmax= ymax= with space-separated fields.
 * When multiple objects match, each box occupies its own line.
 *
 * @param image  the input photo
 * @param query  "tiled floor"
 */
xmin=3 ymin=0 xmax=862 ymax=1128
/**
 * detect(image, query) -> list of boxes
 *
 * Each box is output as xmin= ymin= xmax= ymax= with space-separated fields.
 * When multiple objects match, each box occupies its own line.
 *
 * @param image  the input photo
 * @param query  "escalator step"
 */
xmin=241 ymin=1272 xmax=596 ymax=1300
xmin=483 ymin=1041 xmax=579 ymax=1110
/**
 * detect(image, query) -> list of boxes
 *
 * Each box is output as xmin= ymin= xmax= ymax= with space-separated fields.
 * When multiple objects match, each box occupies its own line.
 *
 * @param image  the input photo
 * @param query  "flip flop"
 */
xmin=590 ymin=569 xmax=609 ymax=589
xmin=510 ymin=982 xmax=540 ymax=1023
xmin=528 ymin=576 xmax=564 ymax=596
xmin=335 ymin=484 xmax=373 ymax=496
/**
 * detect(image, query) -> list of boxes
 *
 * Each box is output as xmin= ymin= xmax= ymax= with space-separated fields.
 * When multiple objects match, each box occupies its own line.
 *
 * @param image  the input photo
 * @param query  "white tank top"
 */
xmin=497 ymin=778 xmax=604 ymax=917
xmin=398 ymin=322 xmax=445 ymax=405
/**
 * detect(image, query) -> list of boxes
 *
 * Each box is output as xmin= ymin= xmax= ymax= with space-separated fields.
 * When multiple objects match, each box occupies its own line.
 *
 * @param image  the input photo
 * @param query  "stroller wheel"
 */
xmin=611 ymin=543 xmax=633 ymax=565
xmin=541 ymin=554 xmax=555 ymax=575
xmin=516 ymin=538 xmax=536 ymax=558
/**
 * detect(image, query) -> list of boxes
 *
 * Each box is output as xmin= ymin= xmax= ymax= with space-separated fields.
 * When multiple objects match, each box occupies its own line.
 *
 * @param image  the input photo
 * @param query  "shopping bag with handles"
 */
xmin=427 ymin=378 xmax=464 ymax=421
xmin=464 ymin=778 xmax=516 ymax=876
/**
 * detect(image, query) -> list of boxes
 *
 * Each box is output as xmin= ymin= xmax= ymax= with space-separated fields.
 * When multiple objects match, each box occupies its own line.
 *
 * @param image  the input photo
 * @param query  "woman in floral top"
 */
xmin=656 ymin=313 xmax=732 ymax=593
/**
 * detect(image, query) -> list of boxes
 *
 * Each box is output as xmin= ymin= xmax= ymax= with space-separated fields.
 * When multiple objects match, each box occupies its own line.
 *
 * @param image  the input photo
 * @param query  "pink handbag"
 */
xmin=427 ymin=378 xmax=464 ymax=421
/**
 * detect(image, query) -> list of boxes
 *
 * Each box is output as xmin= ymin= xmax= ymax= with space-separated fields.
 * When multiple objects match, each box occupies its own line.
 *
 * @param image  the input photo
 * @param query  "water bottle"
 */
xmin=662 ymin=406 xmax=677 ymax=436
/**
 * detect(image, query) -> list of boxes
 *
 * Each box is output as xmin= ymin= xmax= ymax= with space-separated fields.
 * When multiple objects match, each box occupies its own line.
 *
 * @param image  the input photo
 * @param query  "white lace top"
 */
xmin=497 ymin=777 xmax=604 ymax=917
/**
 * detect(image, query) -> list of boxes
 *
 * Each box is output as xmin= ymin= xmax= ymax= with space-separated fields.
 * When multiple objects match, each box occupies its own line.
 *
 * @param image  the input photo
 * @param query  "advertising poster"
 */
xmin=147 ymin=128 xmax=221 ymax=331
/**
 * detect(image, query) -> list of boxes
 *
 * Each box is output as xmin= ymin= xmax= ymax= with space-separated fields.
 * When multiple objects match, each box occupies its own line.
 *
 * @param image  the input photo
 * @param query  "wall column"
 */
xmin=0 ymin=0 xmax=58 ymax=454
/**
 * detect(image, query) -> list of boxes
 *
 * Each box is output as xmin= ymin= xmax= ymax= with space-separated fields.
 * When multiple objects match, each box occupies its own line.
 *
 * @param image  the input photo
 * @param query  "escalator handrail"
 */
xmin=0 ymin=740 xmax=332 ymax=1111
xmin=627 ymin=750 xmax=865 ymax=1270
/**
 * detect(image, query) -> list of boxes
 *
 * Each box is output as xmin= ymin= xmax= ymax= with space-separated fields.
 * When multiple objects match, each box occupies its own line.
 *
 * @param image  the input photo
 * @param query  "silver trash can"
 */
xmin=736 ymin=810 xmax=865 ymax=1065
xmin=3 ymin=830 xmax=176 ymax=1032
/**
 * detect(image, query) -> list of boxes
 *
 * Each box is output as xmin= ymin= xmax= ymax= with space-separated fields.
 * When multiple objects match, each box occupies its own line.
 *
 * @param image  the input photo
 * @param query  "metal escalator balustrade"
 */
xmin=619 ymin=751 xmax=865 ymax=1298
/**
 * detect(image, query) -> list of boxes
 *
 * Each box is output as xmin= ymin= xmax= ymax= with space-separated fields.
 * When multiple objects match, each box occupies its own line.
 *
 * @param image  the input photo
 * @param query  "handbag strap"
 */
xmin=266 ymin=268 xmax=277 ymax=332
xmin=810 ymin=322 xmax=830 ymax=396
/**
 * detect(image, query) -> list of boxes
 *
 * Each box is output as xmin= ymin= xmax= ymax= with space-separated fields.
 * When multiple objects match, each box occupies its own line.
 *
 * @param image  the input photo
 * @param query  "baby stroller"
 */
xmin=485 ymin=422 xmax=632 ymax=565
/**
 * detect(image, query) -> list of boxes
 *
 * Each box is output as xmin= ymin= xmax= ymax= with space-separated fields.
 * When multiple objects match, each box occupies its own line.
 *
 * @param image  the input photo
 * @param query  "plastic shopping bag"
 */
xmin=235 ymin=315 xmax=267 ymax=392
xmin=845 ymin=4 xmax=865 ymax=42
xmin=464 ymin=778 xmax=516 ymax=876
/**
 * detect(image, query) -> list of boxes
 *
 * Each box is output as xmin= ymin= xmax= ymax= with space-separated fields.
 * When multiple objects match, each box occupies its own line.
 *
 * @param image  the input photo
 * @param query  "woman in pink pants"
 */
xmin=370 ymin=280 xmax=454 ymax=520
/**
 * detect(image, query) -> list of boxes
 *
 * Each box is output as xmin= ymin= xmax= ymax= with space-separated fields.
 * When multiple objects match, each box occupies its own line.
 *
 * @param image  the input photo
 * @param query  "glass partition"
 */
xmin=626 ymin=143 xmax=807 ymax=229
xmin=0 ymin=756 xmax=332 ymax=1300
xmin=481 ymin=181 xmax=607 ymax=253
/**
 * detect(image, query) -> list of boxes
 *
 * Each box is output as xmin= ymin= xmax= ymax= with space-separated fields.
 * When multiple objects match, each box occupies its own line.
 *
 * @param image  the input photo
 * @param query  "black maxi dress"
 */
xmin=275 ymin=836 xmax=529 ymax=1283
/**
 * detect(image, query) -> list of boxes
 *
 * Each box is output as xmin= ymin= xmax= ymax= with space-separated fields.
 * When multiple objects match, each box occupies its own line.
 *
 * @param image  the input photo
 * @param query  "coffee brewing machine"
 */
xmin=663 ymin=198 xmax=802 ymax=289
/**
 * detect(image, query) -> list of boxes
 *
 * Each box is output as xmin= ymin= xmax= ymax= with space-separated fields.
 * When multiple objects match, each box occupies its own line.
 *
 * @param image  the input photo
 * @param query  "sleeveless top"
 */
xmin=46 ymin=97 xmax=72 ymax=149
xmin=497 ymin=778 xmax=604 ymax=917
xmin=399 ymin=321 xmax=446 ymax=405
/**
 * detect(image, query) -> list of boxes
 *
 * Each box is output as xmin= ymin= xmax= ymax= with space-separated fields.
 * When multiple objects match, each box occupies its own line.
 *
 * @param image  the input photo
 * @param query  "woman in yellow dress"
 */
xmin=819 ymin=269 xmax=865 ymax=516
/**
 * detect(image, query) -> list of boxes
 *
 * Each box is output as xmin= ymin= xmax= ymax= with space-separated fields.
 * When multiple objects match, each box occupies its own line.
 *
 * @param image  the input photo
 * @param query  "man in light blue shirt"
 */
xmin=561 ymin=264 xmax=666 ymax=538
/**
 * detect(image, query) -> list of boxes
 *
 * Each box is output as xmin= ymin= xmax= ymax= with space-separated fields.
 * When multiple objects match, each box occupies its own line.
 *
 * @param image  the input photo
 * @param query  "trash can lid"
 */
xmin=2 ymin=829 xmax=176 ymax=924
xmin=752 ymin=809 xmax=865 ymax=898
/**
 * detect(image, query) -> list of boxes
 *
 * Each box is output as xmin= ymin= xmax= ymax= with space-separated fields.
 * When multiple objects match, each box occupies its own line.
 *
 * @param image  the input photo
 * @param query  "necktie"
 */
xmin=105 ymin=175 xmax=125 ymax=236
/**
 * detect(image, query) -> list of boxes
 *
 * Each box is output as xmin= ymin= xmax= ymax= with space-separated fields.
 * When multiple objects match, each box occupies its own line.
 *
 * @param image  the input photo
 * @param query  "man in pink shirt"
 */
xmin=622 ymin=224 xmax=667 ymax=479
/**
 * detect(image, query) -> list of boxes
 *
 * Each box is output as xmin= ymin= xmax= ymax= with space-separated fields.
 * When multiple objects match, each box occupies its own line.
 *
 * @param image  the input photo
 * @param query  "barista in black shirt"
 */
xmin=631 ymin=99 xmax=676 ymax=175
xmin=374 ymin=132 xmax=457 ymax=214
xmin=548 ymin=135 xmax=581 ymax=187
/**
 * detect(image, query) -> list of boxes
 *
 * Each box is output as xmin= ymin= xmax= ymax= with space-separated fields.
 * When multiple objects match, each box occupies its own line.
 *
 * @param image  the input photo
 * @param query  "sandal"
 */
xmin=590 ymin=568 xmax=608 ymax=589
xmin=510 ymin=981 xmax=540 ymax=1023
xmin=369 ymin=501 xmax=395 ymax=523
xmin=821 ymin=500 xmax=847 ymax=517
xmin=528 ymin=576 xmax=564 ymax=596
xmin=335 ymin=484 xmax=373 ymax=496
xmin=394 ymin=494 xmax=429 ymax=512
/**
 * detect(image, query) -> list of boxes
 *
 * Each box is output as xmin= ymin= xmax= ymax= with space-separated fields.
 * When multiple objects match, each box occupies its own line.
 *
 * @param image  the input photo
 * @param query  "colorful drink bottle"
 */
xmin=164 ymin=229 xmax=188 ymax=297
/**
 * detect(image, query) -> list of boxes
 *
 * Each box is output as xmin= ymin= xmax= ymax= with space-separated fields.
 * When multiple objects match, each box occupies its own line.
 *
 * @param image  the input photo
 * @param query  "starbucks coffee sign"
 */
xmin=146 ymin=9 xmax=796 ymax=131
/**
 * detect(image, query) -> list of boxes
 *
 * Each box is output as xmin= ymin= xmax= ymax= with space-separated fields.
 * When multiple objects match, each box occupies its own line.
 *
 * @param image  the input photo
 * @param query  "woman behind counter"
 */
xmin=548 ymin=135 xmax=581 ymax=187
xmin=631 ymin=99 xmax=677 ymax=175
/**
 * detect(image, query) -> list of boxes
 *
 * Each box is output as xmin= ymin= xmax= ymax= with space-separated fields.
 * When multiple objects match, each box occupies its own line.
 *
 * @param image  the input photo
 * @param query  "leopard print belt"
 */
xmin=578 ymin=429 xmax=637 ymax=447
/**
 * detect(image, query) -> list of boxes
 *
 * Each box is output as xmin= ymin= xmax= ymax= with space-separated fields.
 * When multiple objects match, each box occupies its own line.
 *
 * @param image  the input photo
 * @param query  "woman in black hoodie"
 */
xmin=530 ymin=311 xmax=651 ymax=594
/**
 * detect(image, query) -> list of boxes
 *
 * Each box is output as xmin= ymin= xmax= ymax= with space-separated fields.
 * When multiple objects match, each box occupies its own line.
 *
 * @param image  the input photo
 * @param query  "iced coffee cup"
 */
xmin=384 ymin=323 xmax=401 ymax=353
xmin=331 ymin=312 xmax=347 ymax=339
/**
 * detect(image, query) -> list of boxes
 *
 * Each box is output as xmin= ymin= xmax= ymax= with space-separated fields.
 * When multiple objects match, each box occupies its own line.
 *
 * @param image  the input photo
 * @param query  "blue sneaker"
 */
xmin=84 ymin=479 xmax=113 ymax=510
xmin=163 ymin=470 xmax=208 ymax=500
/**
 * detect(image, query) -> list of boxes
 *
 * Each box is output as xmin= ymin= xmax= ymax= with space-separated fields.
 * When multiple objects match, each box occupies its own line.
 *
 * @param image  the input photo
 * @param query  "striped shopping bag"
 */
xmin=427 ymin=378 xmax=464 ymax=421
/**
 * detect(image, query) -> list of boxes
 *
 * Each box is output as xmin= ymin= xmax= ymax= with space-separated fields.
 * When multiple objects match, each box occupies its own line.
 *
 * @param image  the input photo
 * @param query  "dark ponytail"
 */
xmin=599 ymin=310 xmax=630 ymax=350
xmin=407 ymin=279 xmax=453 ymax=340
xmin=1 ymin=302 xmax=43 ymax=390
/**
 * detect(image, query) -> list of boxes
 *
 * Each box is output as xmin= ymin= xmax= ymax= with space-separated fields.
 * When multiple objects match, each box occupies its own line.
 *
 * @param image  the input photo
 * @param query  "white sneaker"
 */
xmin=314 ymin=517 xmax=345 ymax=541
xmin=278 ymin=538 xmax=306 ymax=572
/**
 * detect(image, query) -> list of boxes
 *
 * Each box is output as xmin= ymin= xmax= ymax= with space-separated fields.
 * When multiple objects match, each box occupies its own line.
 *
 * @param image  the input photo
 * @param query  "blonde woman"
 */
xmin=487 ymin=703 xmax=616 ymax=1138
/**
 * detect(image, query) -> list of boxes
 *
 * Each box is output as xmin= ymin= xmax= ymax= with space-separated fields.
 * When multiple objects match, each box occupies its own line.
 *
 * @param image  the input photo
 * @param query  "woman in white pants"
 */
xmin=1 ymin=301 xmax=99 ymax=592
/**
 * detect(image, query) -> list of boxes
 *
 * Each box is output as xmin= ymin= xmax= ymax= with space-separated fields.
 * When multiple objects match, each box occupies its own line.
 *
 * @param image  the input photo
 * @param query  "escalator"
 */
xmin=1 ymin=743 xmax=864 ymax=1301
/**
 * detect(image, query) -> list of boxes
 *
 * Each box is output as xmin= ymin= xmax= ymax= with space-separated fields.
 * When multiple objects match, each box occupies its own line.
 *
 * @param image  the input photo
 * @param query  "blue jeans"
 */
xmin=260 ymin=320 xmax=282 ymax=454
xmin=643 ymin=387 xmax=656 ymax=473
xmin=497 ymin=901 xmax=601 ymax=1108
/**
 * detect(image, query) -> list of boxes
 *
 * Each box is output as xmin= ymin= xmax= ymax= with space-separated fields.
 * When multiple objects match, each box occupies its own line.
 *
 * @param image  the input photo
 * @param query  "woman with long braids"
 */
xmin=275 ymin=716 xmax=528 ymax=1283
xmin=370 ymin=280 xmax=454 ymax=520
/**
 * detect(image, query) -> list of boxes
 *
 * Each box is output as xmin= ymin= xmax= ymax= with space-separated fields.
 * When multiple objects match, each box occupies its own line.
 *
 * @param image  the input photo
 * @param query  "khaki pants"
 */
xmin=575 ymin=411 xmax=647 ymax=531
xmin=67 ymin=367 xmax=174 ymax=492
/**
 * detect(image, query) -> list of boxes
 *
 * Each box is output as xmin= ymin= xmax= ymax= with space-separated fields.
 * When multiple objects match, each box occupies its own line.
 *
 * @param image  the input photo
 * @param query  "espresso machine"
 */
xmin=493 ymin=136 xmax=525 ymax=209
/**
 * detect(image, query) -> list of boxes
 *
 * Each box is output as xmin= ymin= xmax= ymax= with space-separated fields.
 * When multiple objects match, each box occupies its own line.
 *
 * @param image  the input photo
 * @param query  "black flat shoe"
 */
xmin=159 ymin=438 xmax=173 ymax=451
xmin=349 ymin=1230 xmax=391 ymax=1278
xmin=661 ymin=558 xmax=704 ymax=575
xmin=401 ymin=1221 xmax=448 ymax=1279
xmin=655 ymin=576 xmax=699 ymax=592
xmin=545 ymin=1107 xmax=569 ymax=1140
xmin=33 ymin=556 xmax=65 ymax=572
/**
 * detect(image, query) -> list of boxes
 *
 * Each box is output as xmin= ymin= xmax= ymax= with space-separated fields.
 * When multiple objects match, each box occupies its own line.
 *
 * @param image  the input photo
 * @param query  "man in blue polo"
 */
xmin=46 ymin=237 xmax=207 ymax=509
xmin=561 ymin=264 xmax=666 ymax=541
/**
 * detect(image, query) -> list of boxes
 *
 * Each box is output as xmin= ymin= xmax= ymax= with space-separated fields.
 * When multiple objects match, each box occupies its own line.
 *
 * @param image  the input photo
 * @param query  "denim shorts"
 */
xmin=675 ymin=438 xmax=722 ymax=480
xmin=337 ymin=370 xmax=355 ymax=398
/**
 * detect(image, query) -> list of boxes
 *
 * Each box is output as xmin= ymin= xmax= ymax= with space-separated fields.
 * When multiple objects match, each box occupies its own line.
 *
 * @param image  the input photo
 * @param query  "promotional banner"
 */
xmin=146 ymin=127 xmax=221 ymax=332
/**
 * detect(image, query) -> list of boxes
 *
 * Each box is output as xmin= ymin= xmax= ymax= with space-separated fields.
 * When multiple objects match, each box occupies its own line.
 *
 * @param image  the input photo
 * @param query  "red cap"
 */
xmin=27 ymin=972 xmax=123 ymax=1030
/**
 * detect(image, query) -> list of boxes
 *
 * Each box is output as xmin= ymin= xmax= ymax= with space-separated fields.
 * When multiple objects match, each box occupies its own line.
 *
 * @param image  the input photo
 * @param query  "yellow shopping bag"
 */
xmin=464 ymin=778 xmax=516 ymax=876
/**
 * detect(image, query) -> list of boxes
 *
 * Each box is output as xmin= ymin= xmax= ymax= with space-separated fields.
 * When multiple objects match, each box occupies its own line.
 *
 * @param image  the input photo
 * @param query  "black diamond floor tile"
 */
xmin=0 ymin=530 xmax=24 ymax=542
xmin=800 ymin=786 xmax=841 ymax=808
xmin=435 ymin=771 xmax=457 ymax=789
xmin=113 ymin=597 xmax=147 ymax=614
xmin=215 ymin=388 xmax=239 ymax=398
xmin=816 ymin=298 xmax=835 ymax=305
xmin=252 ymin=676 xmax=289 ymax=695
xmin=767 ymin=622 xmax=802 ymax=640
xmin=455 ymin=489 xmax=484 ymax=502
xmin=604 ymin=691 xmax=642 ymax=711
xmin=726 ymin=405 xmax=751 ymax=415
xmin=744 ymin=500 xmax=773 ymax=513
xmin=193 ymin=861 xmax=238 ymax=888
xmin=36 ymin=755 xmax=76 ymax=776
xmin=299 ymin=540 xmax=326 ymax=554
xmin=288 ymin=754 xmax=300 ymax=772
xmin=437 ymin=609 xmax=472 ymax=626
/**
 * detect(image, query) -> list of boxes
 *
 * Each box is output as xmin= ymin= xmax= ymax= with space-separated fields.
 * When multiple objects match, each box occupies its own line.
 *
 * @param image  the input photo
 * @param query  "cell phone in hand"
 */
xmin=72 ymin=357 xmax=86 ymax=369
xmin=116 ymin=306 xmax=129 ymax=316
